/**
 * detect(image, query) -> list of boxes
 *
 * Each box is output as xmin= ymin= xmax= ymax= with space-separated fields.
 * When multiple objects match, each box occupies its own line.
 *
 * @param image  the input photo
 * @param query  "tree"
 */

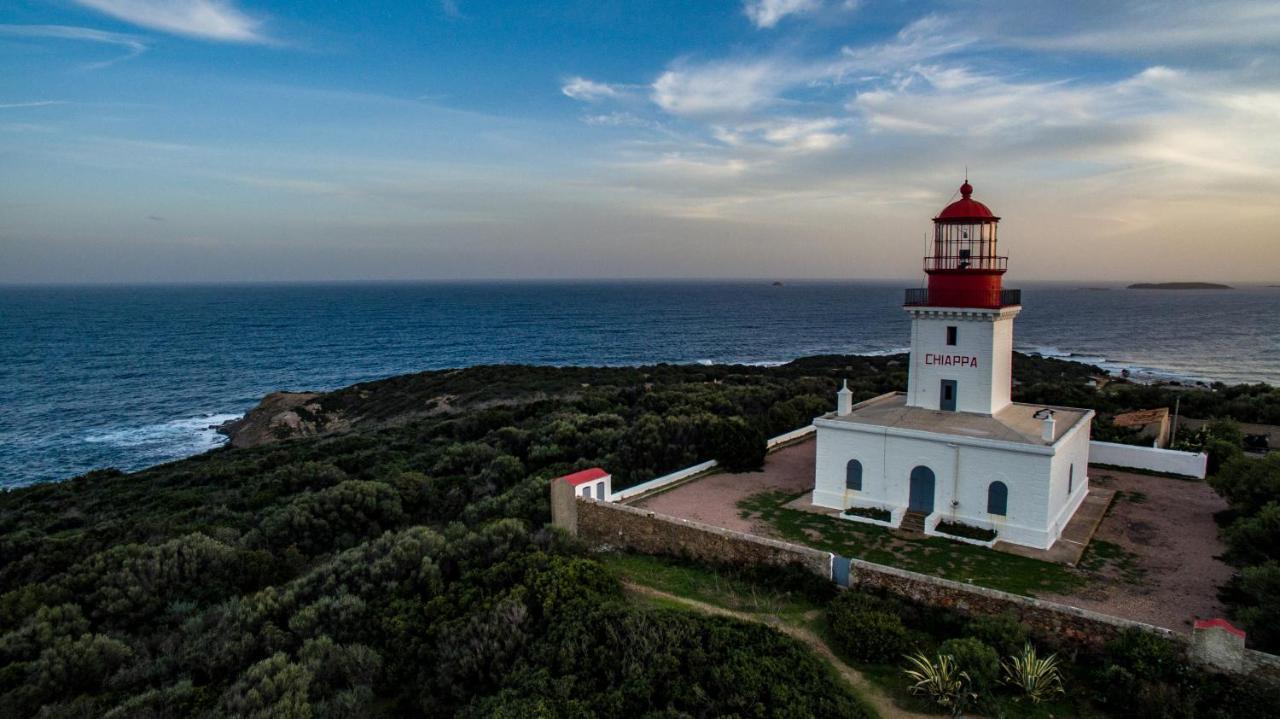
xmin=709 ymin=416 xmax=767 ymax=472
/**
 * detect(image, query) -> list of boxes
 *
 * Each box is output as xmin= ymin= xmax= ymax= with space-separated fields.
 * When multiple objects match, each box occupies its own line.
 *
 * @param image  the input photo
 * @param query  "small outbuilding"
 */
xmin=558 ymin=467 xmax=612 ymax=502
xmin=1113 ymin=408 xmax=1172 ymax=448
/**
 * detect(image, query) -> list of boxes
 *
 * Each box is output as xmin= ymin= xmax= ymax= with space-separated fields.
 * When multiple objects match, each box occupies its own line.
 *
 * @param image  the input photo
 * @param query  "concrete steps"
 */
xmin=899 ymin=510 xmax=928 ymax=534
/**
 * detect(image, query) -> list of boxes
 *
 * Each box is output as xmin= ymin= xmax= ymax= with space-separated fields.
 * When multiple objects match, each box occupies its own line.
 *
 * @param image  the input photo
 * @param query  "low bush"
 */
xmin=828 ymin=591 xmax=909 ymax=662
xmin=964 ymin=612 xmax=1029 ymax=655
xmin=1093 ymin=628 xmax=1195 ymax=718
xmin=938 ymin=637 xmax=1000 ymax=691
xmin=903 ymin=652 xmax=975 ymax=716
xmin=1002 ymin=642 xmax=1064 ymax=704
xmin=934 ymin=520 xmax=997 ymax=542
xmin=844 ymin=505 xmax=891 ymax=522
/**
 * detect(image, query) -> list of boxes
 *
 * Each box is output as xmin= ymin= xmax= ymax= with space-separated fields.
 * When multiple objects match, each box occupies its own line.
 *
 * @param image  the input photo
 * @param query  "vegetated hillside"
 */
xmin=1 ymin=353 xmax=1275 ymax=716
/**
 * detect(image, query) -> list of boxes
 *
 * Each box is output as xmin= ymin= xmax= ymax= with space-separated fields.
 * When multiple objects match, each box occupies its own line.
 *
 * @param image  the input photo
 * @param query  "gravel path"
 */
xmin=630 ymin=440 xmax=815 ymax=533
xmin=633 ymin=442 xmax=1235 ymax=634
xmin=1043 ymin=468 xmax=1235 ymax=632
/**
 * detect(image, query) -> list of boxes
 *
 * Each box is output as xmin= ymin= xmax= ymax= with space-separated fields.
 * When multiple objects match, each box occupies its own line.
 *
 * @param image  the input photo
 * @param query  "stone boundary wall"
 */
xmin=1089 ymin=440 xmax=1208 ymax=478
xmin=576 ymin=498 xmax=832 ymax=578
xmin=562 ymin=492 xmax=1280 ymax=682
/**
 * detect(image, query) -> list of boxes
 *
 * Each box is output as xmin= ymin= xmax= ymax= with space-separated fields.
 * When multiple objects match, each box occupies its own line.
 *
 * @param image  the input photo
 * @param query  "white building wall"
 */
xmin=1046 ymin=416 xmax=1092 ymax=537
xmin=815 ymin=418 xmax=1094 ymax=549
xmin=1088 ymin=441 xmax=1208 ymax=478
xmin=905 ymin=307 xmax=1019 ymax=415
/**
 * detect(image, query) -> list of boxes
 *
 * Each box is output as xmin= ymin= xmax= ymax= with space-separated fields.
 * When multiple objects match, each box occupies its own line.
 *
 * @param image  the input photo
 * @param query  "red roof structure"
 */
xmin=557 ymin=467 xmax=610 ymax=486
xmin=1194 ymin=618 xmax=1246 ymax=638
xmin=935 ymin=181 xmax=999 ymax=222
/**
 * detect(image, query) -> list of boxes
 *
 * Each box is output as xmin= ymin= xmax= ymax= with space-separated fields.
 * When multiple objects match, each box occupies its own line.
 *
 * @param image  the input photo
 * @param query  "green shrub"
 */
xmin=903 ymin=652 xmax=976 ymax=716
xmin=1232 ymin=561 xmax=1280 ymax=651
xmin=964 ymin=612 xmax=1028 ymax=655
xmin=710 ymin=416 xmax=767 ymax=472
xmin=828 ymin=591 xmax=909 ymax=662
xmin=1001 ymin=642 xmax=1064 ymax=704
xmin=938 ymin=637 xmax=1000 ymax=691
xmin=934 ymin=520 xmax=997 ymax=542
xmin=1093 ymin=629 xmax=1193 ymax=718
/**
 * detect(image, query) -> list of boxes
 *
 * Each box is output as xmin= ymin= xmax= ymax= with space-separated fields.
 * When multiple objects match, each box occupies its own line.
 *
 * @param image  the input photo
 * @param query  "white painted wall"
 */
xmin=1088 ymin=441 xmax=1208 ymax=479
xmin=905 ymin=306 xmax=1019 ymax=415
xmin=577 ymin=477 xmax=612 ymax=501
xmin=610 ymin=460 xmax=716 ymax=502
xmin=813 ymin=420 xmax=1068 ymax=548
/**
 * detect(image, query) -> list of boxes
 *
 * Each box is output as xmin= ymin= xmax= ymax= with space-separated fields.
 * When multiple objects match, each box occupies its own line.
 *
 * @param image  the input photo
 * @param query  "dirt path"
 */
xmin=622 ymin=581 xmax=939 ymax=719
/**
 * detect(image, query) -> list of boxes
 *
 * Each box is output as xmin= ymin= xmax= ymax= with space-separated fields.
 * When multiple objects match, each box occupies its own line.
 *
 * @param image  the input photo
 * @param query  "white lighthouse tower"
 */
xmin=904 ymin=179 xmax=1019 ymax=415
xmin=810 ymin=181 xmax=1095 ymax=550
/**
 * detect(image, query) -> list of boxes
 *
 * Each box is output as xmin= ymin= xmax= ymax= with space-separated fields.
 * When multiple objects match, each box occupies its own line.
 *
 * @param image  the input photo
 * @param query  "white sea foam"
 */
xmin=85 ymin=413 xmax=242 ymax=458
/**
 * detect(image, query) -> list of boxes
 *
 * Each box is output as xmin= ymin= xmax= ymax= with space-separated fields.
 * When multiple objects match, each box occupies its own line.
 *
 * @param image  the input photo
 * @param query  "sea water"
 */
xmin=1 ymin=281 xmax=1277 ymax=487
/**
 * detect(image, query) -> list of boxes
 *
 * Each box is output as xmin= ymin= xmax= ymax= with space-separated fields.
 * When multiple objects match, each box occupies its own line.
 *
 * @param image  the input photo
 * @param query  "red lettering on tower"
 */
xmin=924 ymin=353 xmax=979 ymax=368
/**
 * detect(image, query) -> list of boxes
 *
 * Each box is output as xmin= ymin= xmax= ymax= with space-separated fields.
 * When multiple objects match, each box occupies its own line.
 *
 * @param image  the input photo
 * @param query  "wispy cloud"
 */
xmin=652 ymin=59 xmax=802 ymax=118
xmin=0 ymin=101 xmax=67 ymax=109
xmin=73 ymin=0 xmax=268 ymax=43
xmin=561 ymin=76 xmax=620 ymax=102
xmin=743 ymin=0 xmax=823 ymax=29
xmin=0 ymin=24 xmax=147 ymax=68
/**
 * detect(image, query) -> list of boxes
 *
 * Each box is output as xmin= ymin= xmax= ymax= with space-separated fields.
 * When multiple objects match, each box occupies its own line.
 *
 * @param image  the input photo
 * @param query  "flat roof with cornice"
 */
xmin=819 ymin=392 xmax=1091 ymax=447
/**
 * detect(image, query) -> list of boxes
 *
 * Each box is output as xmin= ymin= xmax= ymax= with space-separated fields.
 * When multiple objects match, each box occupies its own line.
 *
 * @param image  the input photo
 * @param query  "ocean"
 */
xmin=2 ymin=281 xmax=1277 ymax=487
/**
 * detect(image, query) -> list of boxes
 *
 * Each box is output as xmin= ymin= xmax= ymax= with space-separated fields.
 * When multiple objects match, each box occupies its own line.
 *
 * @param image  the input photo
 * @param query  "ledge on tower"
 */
xmin=904 ymin=287 xmax=1022 ymax=309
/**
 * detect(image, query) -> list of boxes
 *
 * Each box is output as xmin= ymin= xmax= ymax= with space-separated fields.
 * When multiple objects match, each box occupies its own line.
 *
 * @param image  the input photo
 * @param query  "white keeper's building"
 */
xmin=811 ymin=181 xmax=1094 ymax=550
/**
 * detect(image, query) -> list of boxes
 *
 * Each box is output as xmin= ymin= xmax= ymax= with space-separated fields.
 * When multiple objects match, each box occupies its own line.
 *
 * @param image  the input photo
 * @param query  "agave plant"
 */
xmin=903 ymin=652 xmax=977 ymax=716
xmin=1002 ymin=642 xmax=1065 ymax=704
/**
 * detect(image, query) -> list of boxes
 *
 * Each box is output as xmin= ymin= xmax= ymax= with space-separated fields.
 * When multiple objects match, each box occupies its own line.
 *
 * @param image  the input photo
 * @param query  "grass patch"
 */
xmin=1078 ymin=539 xmax=1146 ymax=583
xmin=597 ymin=551 xmax=826 ymax=620
xmin=738 ymin=490 xmax=1085 ymax=596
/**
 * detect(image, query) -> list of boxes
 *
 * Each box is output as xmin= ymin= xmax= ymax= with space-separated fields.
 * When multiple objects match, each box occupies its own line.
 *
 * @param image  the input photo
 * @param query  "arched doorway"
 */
xmin=908 ymin=466 xmax=935 ymax=514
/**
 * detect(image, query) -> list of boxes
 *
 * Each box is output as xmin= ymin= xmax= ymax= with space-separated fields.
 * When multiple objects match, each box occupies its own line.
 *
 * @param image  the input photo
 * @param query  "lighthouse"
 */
xmin=905 ymin=180 xmax=1020 ymax=415
xmin=810 ymin=180 xmax=1094 ymax=550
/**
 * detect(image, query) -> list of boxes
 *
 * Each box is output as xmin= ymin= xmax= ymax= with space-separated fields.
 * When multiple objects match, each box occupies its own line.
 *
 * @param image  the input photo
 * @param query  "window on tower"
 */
xmin=946 ymin=326 xmax=957 ymax=346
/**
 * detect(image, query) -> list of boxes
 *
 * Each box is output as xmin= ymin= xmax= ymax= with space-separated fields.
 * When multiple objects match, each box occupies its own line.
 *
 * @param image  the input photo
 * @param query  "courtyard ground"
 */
xmin=629 ymin=438 xmax=1235 ymax=632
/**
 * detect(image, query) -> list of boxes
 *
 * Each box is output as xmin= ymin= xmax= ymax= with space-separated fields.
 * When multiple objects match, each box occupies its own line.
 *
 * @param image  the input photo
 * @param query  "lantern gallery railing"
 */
xmin=903 ymin=288 xmax=1022 ymax=308
xmin=923 ymin=255 xmax=1008 ymax=272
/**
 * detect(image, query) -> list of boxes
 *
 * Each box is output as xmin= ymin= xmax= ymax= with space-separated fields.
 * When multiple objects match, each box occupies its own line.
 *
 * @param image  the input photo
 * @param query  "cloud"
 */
xmin=0 ymin=101 xmax=67 ymax=109
xmin=561 ymin=76 xmax=620 ymax=102
xmin=991 ymin=0 xmax=1280 ymax=54
xmin=73 ymin=0 xmax=267 ymax=43
xmin=582 ymin=112 xmax=666 ymax=131
xmin=652 ymin=59 xmax=801 ymax=118
xmin=713 ymin=117 xmax=849 ymax=153
xmin=0 ymin=24 xmax=147 ymax=68
xmin=743 ymin=0 xmax=822 ymax=29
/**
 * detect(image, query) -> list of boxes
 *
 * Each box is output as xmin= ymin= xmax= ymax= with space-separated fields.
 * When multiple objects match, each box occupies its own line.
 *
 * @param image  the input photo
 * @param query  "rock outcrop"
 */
xmin=218 ymin=391 xmax=344 ymax=448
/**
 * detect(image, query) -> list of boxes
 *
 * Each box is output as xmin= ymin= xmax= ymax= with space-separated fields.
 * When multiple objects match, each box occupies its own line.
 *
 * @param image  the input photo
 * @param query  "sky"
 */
xmin=1 ymin=0 xmax=1279 ymax=284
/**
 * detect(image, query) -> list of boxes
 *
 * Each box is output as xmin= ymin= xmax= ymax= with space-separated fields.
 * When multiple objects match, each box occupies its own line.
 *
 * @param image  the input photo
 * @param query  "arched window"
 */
xmin=845 ymin=460 xmax=863 ymax=491
xmin=987 ymin=481 xmax=1008 ymax=516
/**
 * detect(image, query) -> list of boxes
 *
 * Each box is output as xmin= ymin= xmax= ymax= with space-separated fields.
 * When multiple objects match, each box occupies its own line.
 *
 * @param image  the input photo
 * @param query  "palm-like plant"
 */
xmin=1002 ymin=642 xmax=1065 ymax=704
xmin=903 ymin=652 xmax=977 ymax=716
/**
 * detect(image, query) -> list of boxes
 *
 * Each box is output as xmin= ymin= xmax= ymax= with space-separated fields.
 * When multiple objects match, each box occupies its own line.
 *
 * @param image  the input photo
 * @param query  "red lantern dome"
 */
xmin=904 ymin=181 xmax=1018 ymax=310
xmin=935 ymin=181 xmax=998 ymax=221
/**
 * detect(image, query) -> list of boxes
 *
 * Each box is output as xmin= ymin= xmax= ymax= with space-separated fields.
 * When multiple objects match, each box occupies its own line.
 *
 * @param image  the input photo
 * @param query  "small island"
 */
xmin=1128 ymin=282 xmax=1233 ymax=290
